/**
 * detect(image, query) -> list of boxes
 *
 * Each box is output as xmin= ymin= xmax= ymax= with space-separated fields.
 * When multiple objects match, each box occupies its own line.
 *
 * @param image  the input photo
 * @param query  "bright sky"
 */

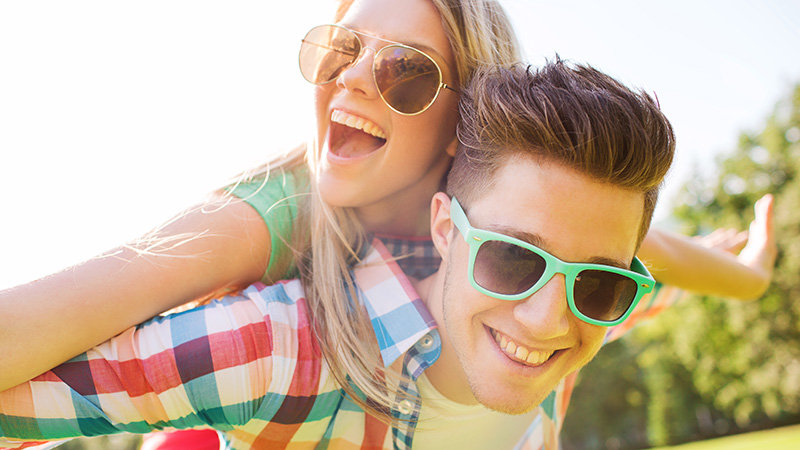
xmin=1 ymin=0 xmax=799 ymax=289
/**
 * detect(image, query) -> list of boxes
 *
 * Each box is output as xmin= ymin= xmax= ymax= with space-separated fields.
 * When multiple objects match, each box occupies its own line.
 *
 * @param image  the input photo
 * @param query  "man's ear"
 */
xmin=430 ymin=192 xmax=454 ymax=262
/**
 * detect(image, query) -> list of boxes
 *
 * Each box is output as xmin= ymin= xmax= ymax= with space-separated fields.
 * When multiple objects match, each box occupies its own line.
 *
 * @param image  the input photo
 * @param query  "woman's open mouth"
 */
xmin=328 ymin=109 xmax=387 ymax=159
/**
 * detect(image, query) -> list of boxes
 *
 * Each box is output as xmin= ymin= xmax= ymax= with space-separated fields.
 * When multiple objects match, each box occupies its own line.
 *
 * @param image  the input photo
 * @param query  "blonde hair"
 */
xmin=297 ymin=0 xmax=524 ymax=424
xmin=432 ymin=0 xmax=521 ymax=87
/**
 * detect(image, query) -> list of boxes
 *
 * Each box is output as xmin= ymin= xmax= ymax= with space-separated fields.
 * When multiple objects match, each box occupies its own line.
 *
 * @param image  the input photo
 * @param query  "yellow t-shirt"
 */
xmin=413 ymin=373 xmax=540 ymax=450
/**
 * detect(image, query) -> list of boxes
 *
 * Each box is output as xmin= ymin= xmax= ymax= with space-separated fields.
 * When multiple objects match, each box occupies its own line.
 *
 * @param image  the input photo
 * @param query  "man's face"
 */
xmin=427 ymin=156 xmax=645 ymax=414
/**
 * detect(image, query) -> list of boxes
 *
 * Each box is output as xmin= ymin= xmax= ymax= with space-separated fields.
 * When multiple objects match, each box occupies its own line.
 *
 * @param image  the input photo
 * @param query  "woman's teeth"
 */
xmin=492 ymin=329 xmax=554 ymax=366
xmin=331 ymin=110 xmax=386 ymax=139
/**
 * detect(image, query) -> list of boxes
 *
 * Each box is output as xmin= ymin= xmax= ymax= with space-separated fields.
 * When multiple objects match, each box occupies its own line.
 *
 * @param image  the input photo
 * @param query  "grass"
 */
xmin=50 ymin=434 xmax=142 ymax=450
xmin=649 ymin=424 xmax=800 ymax=450
xmin=35 ymin=424 xmax=800 ymax=449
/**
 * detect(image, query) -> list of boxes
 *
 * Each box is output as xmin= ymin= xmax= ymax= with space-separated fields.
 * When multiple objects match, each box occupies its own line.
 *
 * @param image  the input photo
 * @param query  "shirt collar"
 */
xmin=353 ymin=238 xmax=439 ymax=367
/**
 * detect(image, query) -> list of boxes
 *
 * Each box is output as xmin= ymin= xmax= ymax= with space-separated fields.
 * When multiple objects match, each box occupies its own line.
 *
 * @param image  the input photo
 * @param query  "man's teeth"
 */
xmin=331 ymin=110 xmax=387 ymax=139
xmin=493 ymin=330 xmax=554 ymax=366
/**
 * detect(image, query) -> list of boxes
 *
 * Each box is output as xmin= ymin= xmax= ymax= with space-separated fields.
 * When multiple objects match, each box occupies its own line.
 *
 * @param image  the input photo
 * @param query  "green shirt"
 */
xmin=228 ymin=164 xmax=308 ymax=280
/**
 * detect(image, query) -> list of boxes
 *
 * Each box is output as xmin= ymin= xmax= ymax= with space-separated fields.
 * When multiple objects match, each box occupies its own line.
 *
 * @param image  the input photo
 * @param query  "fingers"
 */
xmin=738 ymin=193 xmax=778 ymax=278
xmin=698 ymin=194 xmax=776 ymax=262
xmin=698 ymin=228 xmax=748 ymax=254
xmin=751 ymin=194 xmax=775 ymax=244
xmin=725 ymin=230 xmax=749 ymax=254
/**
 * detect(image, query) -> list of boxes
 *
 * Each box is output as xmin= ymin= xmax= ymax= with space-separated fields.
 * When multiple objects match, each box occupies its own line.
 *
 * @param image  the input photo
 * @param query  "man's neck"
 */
xmin=410 ymin=274 xmax=434 ymax=304
xmin=411 ymin=270 xmax=480 ymax=406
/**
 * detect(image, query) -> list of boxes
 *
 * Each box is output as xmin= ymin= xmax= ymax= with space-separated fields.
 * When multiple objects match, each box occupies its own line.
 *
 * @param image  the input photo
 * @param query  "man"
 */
xmin=409 ymin=61 xmax=674 ymax=449
xmin=1 ymin=60 xmax=763 ymax=450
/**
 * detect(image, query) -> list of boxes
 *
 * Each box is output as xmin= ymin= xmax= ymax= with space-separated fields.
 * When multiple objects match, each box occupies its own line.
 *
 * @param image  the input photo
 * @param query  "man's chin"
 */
xmin=470 ymin=385 xmax=549 ymax=416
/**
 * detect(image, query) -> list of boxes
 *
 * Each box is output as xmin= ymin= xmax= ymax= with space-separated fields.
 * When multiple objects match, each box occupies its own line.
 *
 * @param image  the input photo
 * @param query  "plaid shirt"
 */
xmin=0 ymin=239 xmax=679 ymax=450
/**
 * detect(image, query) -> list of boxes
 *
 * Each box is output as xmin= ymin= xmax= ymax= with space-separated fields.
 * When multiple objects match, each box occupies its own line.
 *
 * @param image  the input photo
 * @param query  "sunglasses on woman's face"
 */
xmin=299 ymin=24 xmax=457 ymax=115
xmin=450 ymin=197 xmax=654 ymax=327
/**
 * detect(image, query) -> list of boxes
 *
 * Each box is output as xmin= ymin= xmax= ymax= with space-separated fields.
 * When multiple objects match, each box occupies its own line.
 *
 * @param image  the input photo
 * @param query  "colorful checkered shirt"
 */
xmin=0 ymin=239 xmax=679 ymax=450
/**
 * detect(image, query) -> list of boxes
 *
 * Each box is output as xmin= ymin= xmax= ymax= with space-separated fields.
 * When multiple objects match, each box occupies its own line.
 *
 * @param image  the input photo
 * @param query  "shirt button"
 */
xmin=419 ymin=333 xmax=434 ymax=349
xmin=397 ymin=400 xmax=414 ymax=415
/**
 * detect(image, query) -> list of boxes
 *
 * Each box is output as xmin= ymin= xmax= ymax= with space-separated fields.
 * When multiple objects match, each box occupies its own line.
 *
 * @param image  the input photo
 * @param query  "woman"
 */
xmin=0 ymin=0 xmax=519 ymax=417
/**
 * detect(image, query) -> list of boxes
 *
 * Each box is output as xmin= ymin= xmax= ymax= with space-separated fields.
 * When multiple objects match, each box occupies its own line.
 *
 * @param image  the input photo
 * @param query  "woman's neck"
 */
xmin=356 ymin=200 xmax=432 ymax=236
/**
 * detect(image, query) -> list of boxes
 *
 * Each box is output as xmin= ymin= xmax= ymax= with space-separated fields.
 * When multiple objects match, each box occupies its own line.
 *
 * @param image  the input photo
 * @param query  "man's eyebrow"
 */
xmin=487 ymin=224 xmax=631 ymax=270
xmin=488 ymin=225 xmax=546 ymax=249
xmin=586 ymin=256 xmax=631 ymax=270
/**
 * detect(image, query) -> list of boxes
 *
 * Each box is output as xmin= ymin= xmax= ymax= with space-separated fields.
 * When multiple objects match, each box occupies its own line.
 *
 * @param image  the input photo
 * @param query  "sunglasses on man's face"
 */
xmin=450 ymin=197 xmax=655 ymax=327
xmin=299 ymin=24 xmax=457 ymax=115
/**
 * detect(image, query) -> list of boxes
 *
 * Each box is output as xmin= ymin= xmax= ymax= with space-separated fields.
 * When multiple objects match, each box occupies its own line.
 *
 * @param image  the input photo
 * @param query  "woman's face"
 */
xmin=312 ymin=0 xmax=459 ymax=234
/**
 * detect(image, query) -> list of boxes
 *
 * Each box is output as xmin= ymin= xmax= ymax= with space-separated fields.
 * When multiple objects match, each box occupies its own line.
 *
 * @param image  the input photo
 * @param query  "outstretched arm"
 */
xmin=0 ymin=193 xmax=270 ymax=391
xmin=638 ymin=194 xmax=776 ymax=300
xmin=0 ymin=284 xmax=283 ymax=447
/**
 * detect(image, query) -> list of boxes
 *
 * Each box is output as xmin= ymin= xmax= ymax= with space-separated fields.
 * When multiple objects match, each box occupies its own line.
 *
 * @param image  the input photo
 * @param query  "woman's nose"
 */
xmin=335 ymin=46 xmax=379 ymax=100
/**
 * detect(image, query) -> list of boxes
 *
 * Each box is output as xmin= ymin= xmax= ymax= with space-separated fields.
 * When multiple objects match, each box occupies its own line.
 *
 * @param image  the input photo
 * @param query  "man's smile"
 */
xmin=489 ymin=327 xmax=557 ymax=367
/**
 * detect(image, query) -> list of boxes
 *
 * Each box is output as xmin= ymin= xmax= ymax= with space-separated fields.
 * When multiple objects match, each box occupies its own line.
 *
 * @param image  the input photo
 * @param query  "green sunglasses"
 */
xmin=450 ymin=197 xmax=655 ymax=326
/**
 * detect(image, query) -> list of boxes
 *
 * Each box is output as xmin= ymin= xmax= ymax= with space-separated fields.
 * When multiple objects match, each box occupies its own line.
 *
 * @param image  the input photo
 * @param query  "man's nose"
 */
xmin=512 ymin=273 xmax=571 ymax=339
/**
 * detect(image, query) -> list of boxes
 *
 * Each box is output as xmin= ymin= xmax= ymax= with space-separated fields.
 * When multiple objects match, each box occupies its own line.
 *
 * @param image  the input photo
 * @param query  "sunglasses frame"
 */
xmin=300 ymin=24 xmax=457 ymax=116
xmin=450 ymin=197 xmax=655 ymax=326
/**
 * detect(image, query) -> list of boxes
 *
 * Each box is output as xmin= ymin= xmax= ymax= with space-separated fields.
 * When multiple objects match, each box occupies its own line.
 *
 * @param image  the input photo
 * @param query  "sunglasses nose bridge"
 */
xmin=341 ymin=44 xmax=374 ymax=75
xmin=356 ymin=45 xmax=388 ymax=83
xmin=354 ymin=45 xmax=376 ymax=65
xmin=335 ymin=45 xmax=382 ymax=99
xmin=532 ymin=269 xmax=568 ymax=300
xmin=326 ymin=27 xmax=373 ymax=83
xmin=513 ymin=272 xmax=571 ymax=338
xmin=346 ymin=27 xmax=380 ymax=70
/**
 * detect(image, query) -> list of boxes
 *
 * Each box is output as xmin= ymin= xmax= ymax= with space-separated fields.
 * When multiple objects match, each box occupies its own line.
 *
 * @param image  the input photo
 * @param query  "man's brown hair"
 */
xmin=447 ymin=58 xmax=676 ymax=247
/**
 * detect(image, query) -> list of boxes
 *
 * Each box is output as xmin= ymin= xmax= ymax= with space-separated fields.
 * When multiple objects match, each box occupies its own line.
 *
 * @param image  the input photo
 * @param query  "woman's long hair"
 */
xmin=295 ymin=0 xmax=523 ymax=424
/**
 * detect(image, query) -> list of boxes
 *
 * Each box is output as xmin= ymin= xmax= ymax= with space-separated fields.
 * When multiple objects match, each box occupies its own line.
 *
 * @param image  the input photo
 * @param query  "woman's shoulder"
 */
xmin=228 ymin=160 xmax=310 ymax=204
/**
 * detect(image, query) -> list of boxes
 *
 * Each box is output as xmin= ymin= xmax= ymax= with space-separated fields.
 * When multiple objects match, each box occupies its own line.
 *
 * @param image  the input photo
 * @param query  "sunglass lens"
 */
xmin=474 ymin=241 xmax=546 ymax=296
xmin=374 ymin=46 xmax=441 ymax=114
xmin=300 ymin=26 xmax=360 ymax=84
xmin=573 ymin=270 xmax=638 ymax=322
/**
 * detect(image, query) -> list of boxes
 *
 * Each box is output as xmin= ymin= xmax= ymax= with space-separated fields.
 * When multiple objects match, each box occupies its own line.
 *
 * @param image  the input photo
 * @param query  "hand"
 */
xmin=689 ymin=194 xmax=776 ymax=300
xmin=736 ymin=194 xmax=778 ymax=285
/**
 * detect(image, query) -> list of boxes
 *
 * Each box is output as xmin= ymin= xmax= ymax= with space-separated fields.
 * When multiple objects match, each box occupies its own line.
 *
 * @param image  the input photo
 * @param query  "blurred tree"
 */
xmin=562 ymin=83 xmax=800 ymax=449
xmin=654 ymin=82 xmax=800 ymax=441
xmin=560 ymin=338 xmax=649 ymax=450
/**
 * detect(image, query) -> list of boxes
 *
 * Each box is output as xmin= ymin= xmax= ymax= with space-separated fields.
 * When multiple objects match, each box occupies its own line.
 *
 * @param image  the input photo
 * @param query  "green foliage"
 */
xmin=560 ymin=339 xmax=650 ymax=449
xmin=661 ymin=82 xmax=800 ymax=439
xmin=563 ymin=83 xmax=800 ymax=449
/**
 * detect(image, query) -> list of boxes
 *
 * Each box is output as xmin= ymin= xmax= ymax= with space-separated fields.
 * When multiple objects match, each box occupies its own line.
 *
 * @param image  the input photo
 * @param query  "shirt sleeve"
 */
xmin=227 ymin=165 xmax=308 ymax=281
xmin=0 ymin=284 xmax=286 ymax=447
